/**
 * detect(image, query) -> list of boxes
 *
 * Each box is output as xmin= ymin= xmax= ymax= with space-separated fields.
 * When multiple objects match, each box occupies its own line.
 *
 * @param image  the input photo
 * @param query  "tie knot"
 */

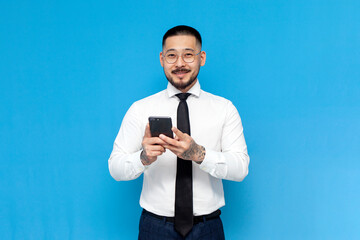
xmin=176 ymin=93 xmax=191 ymax=101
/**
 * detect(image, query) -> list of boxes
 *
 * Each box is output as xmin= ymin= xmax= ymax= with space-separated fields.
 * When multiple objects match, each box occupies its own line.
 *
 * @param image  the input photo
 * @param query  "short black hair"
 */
xmin=162 ymin=25 xmax=202 ymax=48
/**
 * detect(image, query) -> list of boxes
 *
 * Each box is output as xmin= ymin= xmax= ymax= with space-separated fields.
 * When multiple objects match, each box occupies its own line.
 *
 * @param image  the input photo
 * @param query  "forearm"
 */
xmin=108 ymin=149 xmax=145 ymax=181
xmin=108 ymin=102 xmax=146 ymax=181
xmin=197 ymin=100 xmax=250 ymax=181
xmin=199 ymin=149 xmax=249 ymax=181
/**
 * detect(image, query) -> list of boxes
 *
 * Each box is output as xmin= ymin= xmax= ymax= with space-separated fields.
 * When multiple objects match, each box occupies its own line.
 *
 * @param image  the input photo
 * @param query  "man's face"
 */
xmin=160 ymin=35 xmax=206 ymax=92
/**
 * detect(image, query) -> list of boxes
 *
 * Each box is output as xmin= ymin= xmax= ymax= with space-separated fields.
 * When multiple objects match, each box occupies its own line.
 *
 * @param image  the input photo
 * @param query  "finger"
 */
xmin=159 ymin=134 xmax=181 ymax=147
xmin=144 ymin=123 xmax=152 ymax=138
xmin=161 ymin=146 xmax=180 ymax=157
xmin=162 ymin=144 xmax=180 ymax=153
xmin=148 ymin=145 xmax=166 ymax=152
xmin=172 ymin=127 xmax=186 ymax=140
xmin=147 ymin=137 xmax=167 ymax=145
xmin=149 ymin=151 xmax=164 ymax=157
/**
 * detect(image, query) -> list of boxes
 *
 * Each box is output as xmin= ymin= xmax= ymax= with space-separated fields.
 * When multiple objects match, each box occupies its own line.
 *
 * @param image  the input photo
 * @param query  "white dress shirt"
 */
xmin=108 ymin=80 xmax=249 ymax=217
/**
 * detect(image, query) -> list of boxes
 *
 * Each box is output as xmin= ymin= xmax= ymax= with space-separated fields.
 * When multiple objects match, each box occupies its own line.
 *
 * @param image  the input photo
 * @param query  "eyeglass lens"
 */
xmin=164 ymin=50 xmax=196 ymax=64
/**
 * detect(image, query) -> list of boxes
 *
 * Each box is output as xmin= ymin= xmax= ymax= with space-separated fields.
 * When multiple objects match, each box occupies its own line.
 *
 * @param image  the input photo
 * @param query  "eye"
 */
xmin=167 ymin=53 xmax=177 ymax=59
xmin=184 ymin=53 xmax=194 ymax=58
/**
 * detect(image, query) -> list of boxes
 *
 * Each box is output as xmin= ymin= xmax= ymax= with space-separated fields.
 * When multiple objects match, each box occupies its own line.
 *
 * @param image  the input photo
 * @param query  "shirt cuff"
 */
xmin=198 ymin=149 xmax=226 ymax=174
xmin=132 ymin=150 xmax=147 ymax=173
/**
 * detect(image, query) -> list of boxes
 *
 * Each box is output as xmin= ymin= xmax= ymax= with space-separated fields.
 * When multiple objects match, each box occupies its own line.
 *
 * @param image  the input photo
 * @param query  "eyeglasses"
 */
xmin=163 ymin=50 xmax=201 ymax=64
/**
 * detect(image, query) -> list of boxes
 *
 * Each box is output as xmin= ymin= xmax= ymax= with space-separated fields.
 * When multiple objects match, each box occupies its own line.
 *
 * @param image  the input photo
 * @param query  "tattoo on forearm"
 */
xmin=141 ymin=150 xmax=150 ymax=165
xmin=196 ymin=145 xmax=206 ymax=164
xmin=181 ymin=140 xmax=206 ymax=164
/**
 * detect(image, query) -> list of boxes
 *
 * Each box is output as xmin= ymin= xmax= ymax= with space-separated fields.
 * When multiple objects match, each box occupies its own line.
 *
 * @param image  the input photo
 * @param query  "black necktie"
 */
xmin=174 ymin=93 xmax=193 ymax=237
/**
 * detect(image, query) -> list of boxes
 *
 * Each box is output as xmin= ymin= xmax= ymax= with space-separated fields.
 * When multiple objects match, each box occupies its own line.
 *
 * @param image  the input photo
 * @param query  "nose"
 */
xmin=175 ymin=54 xmax=186 ymax=67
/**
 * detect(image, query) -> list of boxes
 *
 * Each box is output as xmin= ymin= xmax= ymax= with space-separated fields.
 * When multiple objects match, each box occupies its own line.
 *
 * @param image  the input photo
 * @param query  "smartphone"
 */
xmin=148 ymin=116 xmax=173 ymax=138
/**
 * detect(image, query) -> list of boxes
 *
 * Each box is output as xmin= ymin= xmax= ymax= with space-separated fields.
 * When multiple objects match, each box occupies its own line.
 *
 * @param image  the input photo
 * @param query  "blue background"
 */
xmin=1 ymin=0 xmax=359 ymax=239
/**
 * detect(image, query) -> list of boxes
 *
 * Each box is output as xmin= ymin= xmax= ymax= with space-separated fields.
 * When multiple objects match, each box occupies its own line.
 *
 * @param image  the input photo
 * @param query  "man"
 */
xmin=108 ymin=25 xmax=250 ymax=240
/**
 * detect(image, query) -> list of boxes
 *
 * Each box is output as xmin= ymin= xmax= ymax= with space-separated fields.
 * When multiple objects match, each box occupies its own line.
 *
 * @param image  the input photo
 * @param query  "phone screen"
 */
xmin=148 ymin=117 xmax=173 ymax=138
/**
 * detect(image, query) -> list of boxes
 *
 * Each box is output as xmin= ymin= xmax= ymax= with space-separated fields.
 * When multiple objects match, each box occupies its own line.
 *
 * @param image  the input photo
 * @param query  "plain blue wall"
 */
xmin=1 ymin=0 xmax=359 ymax=239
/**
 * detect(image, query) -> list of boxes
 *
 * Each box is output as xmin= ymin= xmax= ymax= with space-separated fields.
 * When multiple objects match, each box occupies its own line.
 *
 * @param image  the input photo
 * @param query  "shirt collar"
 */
xmin=166 ymin=79 xmax=201 ymax=98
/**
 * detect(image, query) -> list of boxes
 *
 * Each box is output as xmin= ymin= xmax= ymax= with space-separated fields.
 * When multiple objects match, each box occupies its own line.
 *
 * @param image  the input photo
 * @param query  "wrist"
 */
xmin=194 ymin=145 xmax=206 ymax=164
xmin=140 ymin=150 xmax=151 ymax=166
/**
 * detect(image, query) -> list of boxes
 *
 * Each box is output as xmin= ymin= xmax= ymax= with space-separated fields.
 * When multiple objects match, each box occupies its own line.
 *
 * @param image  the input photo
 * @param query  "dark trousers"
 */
xmin=138 ymin=210 xmax=225 ymax=240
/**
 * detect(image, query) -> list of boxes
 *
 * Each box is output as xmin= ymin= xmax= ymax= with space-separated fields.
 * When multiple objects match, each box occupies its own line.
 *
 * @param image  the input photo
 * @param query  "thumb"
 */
xmin=144 ymin=123 xmax=152 ymax=138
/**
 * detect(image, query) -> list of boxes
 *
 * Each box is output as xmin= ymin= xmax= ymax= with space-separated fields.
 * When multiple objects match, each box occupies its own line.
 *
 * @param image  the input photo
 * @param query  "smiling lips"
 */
xmin=172 ymin=68 xmax=191 ymax=78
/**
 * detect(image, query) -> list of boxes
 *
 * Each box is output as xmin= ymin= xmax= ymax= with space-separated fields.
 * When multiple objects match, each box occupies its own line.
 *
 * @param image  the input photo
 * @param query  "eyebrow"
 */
xmin=165 ymin=48 xmax=195 ymax=52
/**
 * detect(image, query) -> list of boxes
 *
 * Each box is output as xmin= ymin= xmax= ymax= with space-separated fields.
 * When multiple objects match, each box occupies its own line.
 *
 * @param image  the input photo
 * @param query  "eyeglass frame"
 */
xmin=162 ymin=49 xmax=202 ymax=64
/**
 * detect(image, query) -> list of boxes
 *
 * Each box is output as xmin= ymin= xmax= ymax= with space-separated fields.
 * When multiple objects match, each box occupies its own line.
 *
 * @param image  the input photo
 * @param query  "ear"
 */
xmin=160 ymin=52 xmax=164 ymax=67
xmin=200 ymin=51 xmax=206 ymax=66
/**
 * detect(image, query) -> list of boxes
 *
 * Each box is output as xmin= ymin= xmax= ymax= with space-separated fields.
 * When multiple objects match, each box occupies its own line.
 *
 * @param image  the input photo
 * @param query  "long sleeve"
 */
xmin=199 ymin=101 xmax=250 ymax=182
xmin=108 ymin=103 xmax=146 ymax=181
xmin=107 ymin=83 xmax=249 ymax=216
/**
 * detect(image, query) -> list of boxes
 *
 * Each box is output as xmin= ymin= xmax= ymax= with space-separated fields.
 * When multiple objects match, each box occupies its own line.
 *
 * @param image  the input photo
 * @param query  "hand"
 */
xmin=141 ymin=124 xmax=166 ymax=166
xmin=159 ymin=127 xmax=206 ymax=164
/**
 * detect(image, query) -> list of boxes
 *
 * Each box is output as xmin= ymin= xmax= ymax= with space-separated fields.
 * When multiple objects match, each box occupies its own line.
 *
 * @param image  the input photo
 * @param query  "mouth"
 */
xmin=172 ymin=68 xmax=191 ymax=78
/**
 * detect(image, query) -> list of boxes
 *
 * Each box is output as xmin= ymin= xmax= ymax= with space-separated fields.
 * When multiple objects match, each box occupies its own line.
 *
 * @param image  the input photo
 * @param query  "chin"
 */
xmin=169 ymin=77 xmax=193 ymax=90
xmin=175 ymin=79 xmax=191 ymax=87
xmin=165 ymin=70 xmax=198 ymax=91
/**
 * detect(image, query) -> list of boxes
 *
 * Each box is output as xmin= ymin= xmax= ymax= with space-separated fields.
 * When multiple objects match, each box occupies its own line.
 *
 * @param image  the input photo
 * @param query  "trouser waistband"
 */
xmin=142 ymin=209 xmax=221 ymax=224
